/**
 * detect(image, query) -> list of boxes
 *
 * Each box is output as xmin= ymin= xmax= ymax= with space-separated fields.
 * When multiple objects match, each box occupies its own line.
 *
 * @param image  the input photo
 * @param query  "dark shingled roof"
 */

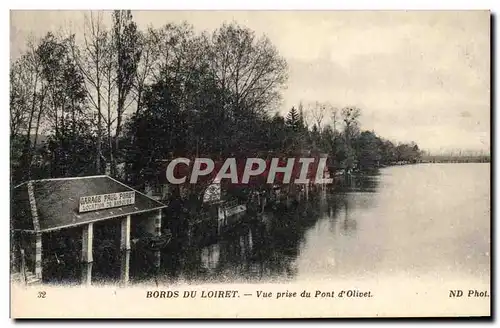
xmin=12 ymin=175 xmax=167 ymax=233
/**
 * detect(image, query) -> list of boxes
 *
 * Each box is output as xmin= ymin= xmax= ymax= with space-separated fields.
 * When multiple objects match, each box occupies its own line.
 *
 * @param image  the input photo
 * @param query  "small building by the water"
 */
xmin=10 ymin=175 xmax=168 ymax=285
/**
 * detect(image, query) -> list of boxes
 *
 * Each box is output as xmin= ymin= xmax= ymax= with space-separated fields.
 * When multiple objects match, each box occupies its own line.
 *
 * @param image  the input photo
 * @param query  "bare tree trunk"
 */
xmin=22 ymin=73 xmax=40 ymax=180
xmin=107 ymin=77 xmax=113 ymax=176
xmin=32 ymin=90 xmax=46 ymax=158
xmin=95 ymin=36 xmax=103 ymax=175
xmin=114 ymin=97 xmax=124 ymax=176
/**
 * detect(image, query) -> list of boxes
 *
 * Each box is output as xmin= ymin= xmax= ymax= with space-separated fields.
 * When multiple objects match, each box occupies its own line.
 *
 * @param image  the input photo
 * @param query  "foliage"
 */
xmin=10 ymin=11 xmax=422 ymax=193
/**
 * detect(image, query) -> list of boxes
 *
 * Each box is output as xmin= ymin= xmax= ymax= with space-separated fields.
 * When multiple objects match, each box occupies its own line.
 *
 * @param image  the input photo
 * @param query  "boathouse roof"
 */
xmin=12 ymin=175 xmax=167 ymax=233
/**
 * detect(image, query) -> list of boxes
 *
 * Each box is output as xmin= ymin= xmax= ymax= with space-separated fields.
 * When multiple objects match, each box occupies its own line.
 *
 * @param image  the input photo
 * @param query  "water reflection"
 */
xmin=57 ymin=164 xmax=489 ymax=285
xmin=120 ymin=250 xmax=130 ymax=286
xmin=201 ymin=244 xmax=220 ymax=271
xmin=125 ymin=172 xmax=382 ymax=284
xmin=335 ymin=172 xmax=380 ymax=193
xmin=81 ymin=262 xmax=92 ymax=286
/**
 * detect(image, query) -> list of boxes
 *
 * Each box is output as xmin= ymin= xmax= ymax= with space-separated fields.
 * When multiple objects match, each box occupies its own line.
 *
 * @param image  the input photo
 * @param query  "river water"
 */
xmin=124 ymin=163 xmax=489 ymax=286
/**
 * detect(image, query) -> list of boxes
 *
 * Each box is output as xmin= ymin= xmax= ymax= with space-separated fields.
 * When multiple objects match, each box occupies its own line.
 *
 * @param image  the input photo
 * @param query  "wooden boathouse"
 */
xmin=10 ymin=175 xmax=168 ymax=285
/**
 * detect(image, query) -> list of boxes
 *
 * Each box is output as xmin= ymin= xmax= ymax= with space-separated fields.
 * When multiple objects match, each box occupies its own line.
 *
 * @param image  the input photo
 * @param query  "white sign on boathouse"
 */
xmin=79 ymin=191 xmax=135 ymax=213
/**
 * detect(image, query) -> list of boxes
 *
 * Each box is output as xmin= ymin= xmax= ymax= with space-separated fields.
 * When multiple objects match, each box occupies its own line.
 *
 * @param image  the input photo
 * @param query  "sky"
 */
xmin=10 ymin=10 xmax=491 ymax=153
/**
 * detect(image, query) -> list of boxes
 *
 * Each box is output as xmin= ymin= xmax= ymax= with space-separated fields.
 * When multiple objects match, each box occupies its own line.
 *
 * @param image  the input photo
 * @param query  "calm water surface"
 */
xmin=121 ymin=163 xmax=489 ymax=285
xmin=295 ymin=163 xmax=490 ymax=283
xmin=71 ymin=163 xmax=488 ymax=286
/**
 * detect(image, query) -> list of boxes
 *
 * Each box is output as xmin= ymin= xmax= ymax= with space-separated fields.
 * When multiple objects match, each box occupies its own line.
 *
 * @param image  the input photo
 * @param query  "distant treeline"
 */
xmin=420 ymin=154 xmax=490 ymax=163
xmin=10 ymin=10 xmax=422 ymax=189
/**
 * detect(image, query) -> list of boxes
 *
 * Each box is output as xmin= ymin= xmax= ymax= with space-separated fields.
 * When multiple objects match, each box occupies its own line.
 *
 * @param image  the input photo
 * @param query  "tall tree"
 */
xmin=208 ymin=22 xmax=288 ymax=116
xmin=70 ymin=11 xmax=110 ymax=174
xmin=340 ymin=106 xmax=362 ymax=172
xmin=341 ymin=106 xmax=361 ymax=140
xmin=354 ymin=131 xmax=382 ymax=170
xmin=298 ymin=101 xmax=306 ymax=127
xmin=286 ymin=106 xmax=300 ymax=131
xmin=37 ymin=33 xmax=89 ymax=177
xmin=112 ymin=10 xmax=142 ymax=174
xmin=331 ymin=106 xmax=339 ymax=134
xmin=309 ymin=101 xmax=326 ymax=132
xmin=133 ymin=27 xmax=159 ymax=116
xmin=10 ymin=37 xmax=47 ymax=183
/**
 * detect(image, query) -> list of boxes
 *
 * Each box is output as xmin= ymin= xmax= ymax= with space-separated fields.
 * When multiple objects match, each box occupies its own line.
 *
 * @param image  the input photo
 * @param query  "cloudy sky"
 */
xmin=10 ymin=10 xmax=490 ymax=153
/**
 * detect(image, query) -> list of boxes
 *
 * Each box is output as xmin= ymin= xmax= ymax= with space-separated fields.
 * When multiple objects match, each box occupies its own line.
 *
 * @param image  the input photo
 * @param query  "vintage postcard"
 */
xmin=9 ymin=10 xmax=491 ymax=318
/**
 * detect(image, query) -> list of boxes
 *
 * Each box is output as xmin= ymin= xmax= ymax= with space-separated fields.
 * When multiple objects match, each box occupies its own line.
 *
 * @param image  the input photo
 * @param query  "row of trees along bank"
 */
xmin=10 ymin=10 xmax=422 ymax=190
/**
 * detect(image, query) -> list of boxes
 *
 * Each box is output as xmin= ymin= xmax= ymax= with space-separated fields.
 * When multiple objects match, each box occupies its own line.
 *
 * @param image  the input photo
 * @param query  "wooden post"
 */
xmin=154 ymin=210 xmax=162 ymax=268
xmin=34 ymin=233 xmax=42 ymax=279
xmin=120 ymin=250 xmax=130 ymax=286
xmin=217 ymin=204 xmax=225 ymax=234
xmin=20 ymin=249 xmax=26 ymax=285
xmin=81 ymin=262 xmax=93 ymax=286
xmin=154 ymin=251 xmax=161 ymax=268
xmin=81 ymin=223 xmax=94 ymax=263
xmin=248 ymin=228 xmax=253 ymax=250
xmin=120 ymin=215 xmax=131 ymax=251
xmin=187 ymin=222 xmax=193 ymax=245
xmin=260 ymin=193 xmax=265 ymax=214
xmin=155 ymin=209 xmax=162 ymax=237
